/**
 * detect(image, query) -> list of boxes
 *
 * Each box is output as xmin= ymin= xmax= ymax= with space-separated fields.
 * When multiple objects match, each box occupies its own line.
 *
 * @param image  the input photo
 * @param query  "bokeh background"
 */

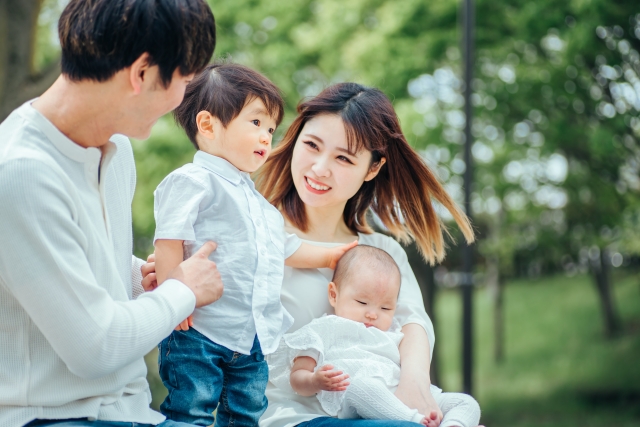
xmin=2 ymin=1 xmax=639 ymax=426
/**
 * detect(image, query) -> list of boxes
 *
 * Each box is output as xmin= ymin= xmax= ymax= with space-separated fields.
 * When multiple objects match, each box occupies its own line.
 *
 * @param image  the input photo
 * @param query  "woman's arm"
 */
xmin=396 ymin=323 xmax=443 ymax=425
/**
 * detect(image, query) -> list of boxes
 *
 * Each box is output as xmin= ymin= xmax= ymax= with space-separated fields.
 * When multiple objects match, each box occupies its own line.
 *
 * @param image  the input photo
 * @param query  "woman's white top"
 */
xmin=0 ymin=102 xmax=195 ymax=426
xmin=268 ymin=315 xmax=405 ymax=416
xmin=154 ymin=152 xmax=301 ymax=355
xmin=260 ymin=232 xmax=434 ymax=427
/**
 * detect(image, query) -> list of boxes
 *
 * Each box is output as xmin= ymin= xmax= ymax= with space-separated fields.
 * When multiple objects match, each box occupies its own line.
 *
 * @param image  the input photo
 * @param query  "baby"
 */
xmin=153 ymin=62 xmax=355 ymax=426
xmin=268 ymin=245 xmax=481 ymax=427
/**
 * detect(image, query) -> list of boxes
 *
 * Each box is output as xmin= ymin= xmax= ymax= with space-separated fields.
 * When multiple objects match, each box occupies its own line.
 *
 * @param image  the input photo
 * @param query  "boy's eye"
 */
xmin=269 ymin=128 xmax=275 ymax=134
xmin=252 ymin=119 xmax=260 ymax=126
xmin=304 ymin=140 xmax=319 ymax=150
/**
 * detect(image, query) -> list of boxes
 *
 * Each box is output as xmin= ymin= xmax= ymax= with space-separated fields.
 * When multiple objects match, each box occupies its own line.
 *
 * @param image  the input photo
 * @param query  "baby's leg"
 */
xmin=433 ymin=391 xmax=481 ymax=427
xmin=341 ymin=377 xmax=424 ymax=424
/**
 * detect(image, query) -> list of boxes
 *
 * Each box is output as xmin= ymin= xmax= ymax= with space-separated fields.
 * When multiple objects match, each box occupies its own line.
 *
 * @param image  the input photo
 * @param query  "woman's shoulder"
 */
xmin=358 ymin=232 xmax=408 ymax=262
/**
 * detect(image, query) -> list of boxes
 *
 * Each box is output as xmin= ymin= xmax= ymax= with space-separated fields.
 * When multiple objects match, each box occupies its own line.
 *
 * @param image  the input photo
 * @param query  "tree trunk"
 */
xmin=0 ymin=0 xmax=60 ymax=122
xmin=486 ymin=256 xmax=504 ymax=362
xmin=404 ymin=242 xmax=441 ymax=386
xmin=589 ymin=247 xmax=621 ymax=338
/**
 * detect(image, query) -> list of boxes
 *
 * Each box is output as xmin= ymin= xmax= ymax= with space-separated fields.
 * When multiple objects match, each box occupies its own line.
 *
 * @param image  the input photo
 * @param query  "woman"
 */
xmin=254 ymin=82 xmax=475 ymax=427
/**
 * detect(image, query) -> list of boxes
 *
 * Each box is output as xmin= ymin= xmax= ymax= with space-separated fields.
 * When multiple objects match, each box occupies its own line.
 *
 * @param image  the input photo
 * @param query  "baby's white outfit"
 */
xmin=268 ymin=315 xmax=480 ymax=427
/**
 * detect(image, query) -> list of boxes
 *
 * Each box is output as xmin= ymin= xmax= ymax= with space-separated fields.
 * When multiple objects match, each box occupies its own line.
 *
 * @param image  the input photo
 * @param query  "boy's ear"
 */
xmin=328 ymin=282 xmax=338 ymax=308
xmin=364 ymin=157 xmax=387 ymax=182
xmin=196 ymin=111 xmax=217 ymax=140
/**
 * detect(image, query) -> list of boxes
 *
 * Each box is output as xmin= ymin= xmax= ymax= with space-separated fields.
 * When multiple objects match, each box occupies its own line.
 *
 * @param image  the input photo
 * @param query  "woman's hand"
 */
xmin=327 ymin=240 xmax=358 ymax=269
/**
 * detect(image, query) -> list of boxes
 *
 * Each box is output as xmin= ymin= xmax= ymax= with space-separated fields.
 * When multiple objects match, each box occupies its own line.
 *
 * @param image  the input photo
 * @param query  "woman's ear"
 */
xmin=364 ymin=157 xmax=387 ymax=182
xmin=196 ymin=111 xmax=218 ymax=140
xmin=328 ymin=282 xmax=338 ymax=308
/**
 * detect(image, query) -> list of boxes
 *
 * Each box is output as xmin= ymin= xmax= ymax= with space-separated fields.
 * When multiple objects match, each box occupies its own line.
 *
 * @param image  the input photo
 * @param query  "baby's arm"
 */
xmin=285 ymin=241 xmax=357 ymax=270
xmin=155 ymin=239 xmax=191 ymax=331
xmin=290 ymin=356 xmax=350 ymax=397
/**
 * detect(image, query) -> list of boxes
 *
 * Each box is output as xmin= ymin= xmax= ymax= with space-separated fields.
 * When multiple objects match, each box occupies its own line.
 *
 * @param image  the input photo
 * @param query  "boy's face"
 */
xmin=206 ymin=98 xmax=277 ymax=173
xmin=328 ymin=265 xmax=399 ymax=331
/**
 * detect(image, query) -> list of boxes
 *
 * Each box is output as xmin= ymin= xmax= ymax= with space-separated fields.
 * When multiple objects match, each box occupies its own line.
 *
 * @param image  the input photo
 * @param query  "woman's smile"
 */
xmin=304 ymin=176 xmax=331 ymax=193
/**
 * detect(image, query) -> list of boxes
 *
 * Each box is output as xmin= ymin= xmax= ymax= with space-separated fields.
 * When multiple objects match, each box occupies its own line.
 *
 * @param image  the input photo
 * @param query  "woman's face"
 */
xmin=290 ymin=114 xmax=382 ymax=210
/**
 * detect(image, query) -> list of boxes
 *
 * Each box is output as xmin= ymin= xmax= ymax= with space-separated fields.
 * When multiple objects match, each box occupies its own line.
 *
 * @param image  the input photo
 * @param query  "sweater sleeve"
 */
xmin=0 ymin=159 xmax=195 ymax=380
xmin=131 ymin=255 xmax=146 ymax=299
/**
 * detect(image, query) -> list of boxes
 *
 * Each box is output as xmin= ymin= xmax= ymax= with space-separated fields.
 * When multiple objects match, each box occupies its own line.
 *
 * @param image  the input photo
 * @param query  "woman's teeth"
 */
xmin=306 ymin=177 xmax=329 ymax=191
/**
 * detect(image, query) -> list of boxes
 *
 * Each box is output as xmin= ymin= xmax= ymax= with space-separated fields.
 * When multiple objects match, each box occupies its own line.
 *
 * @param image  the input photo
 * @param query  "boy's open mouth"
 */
xmin=254 ymin=150 xmax=266 ymax=157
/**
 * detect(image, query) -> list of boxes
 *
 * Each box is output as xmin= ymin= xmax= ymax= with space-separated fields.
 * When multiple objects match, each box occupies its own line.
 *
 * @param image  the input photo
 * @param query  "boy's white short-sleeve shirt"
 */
xmin=154 ymin=151 xmax=301 ymax=355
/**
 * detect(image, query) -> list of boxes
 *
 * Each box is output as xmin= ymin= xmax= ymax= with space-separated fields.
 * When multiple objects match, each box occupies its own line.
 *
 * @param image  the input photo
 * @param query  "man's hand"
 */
xmin=141 ymin=253 xmax=157 ymax=292
xmin=312 ymin=365 xmax=350 ymax=392
xmin=168 ymin=241 xmax=223 ymax=308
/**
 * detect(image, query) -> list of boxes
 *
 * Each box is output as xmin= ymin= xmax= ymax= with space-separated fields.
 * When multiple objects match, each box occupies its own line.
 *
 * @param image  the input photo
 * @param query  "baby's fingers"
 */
xmin=324 ymin=369 xmax=345 ymax=379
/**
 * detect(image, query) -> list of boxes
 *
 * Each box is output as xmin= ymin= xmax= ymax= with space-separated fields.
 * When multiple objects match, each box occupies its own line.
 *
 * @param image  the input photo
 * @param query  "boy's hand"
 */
xmin=141 ymin=253 xmax=157 ymax=292
xmin=327 ymin=240 xmax=358 ymax=269
xmin=175 ymin=315 xmax=194 ymax=331
xmin=312 ymin=365 xmax=350 ymax=392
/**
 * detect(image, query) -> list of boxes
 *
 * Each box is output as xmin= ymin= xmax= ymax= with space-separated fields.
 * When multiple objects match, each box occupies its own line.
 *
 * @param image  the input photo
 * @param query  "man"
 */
xmin=0 ymin=1 xmax=220 ymax=426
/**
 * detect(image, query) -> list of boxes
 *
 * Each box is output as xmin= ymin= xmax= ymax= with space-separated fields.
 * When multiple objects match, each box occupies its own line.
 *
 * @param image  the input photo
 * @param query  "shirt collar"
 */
xmin=193 ymin=151 xmax=247 ymax=186
xmin=17 ymin=99 xmax=116 ymax=165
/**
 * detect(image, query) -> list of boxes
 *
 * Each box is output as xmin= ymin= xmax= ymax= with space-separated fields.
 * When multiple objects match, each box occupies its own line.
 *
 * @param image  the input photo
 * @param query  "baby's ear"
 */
xmin=327 ymin=282 xmax=338 ymax=307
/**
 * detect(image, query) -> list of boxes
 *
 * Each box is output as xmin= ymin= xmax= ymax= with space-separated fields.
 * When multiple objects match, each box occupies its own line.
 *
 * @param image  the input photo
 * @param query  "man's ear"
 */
xmin=364 ymin=157 xmax=387 ymax=182
xmin=196 ymin=111 xmax=218 ymax=140
xmin=328 ymin=282 xmax=338 ymax=308
xmin=129 ymin=53 xmax=152 ymax=95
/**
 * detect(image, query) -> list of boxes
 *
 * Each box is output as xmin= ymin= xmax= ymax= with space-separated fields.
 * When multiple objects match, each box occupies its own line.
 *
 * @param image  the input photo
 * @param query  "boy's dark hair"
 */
xmin=173 ymin=62 xmax=285 ymax=149
xmin=59 ymin=0 xmax=216 ymax=88
xmin=332 ymin=245 xmax=401 ymax=291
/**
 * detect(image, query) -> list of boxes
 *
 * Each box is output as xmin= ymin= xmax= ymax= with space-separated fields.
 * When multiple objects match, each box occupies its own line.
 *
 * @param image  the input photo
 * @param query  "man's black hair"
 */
xmin=59 ymin=0 xmax=216 ymax=87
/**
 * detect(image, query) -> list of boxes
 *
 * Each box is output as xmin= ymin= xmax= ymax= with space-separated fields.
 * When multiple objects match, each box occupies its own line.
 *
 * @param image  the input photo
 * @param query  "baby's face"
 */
xmin=199 ymin=98 xmax=277 ymax=173
xmin=329 ymin=267 xmax=399 ymax=331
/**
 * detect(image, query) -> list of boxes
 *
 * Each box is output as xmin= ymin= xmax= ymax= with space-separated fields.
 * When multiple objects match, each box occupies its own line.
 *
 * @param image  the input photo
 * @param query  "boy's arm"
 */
xmin=155 ymin=239 xmax=192 ymax=330
xmin=285 ymin=241 xmax=357 ymax=270
xmin=290 ymin=356 xmax=350 ymax=396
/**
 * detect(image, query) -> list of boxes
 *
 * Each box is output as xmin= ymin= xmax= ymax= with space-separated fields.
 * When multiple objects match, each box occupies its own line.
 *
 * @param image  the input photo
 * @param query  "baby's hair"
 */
xmin=332 ymin=245 xmax=401 ymax=290
xmin=173 ymin=61 xmax=285 ymax=149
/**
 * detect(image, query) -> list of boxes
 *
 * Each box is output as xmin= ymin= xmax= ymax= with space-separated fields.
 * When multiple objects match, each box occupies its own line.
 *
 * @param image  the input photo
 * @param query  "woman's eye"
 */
xmin=252 ymin=119 xmax=260 ymax=126
xmin=337 ymin=155 xmax=353 ymax=164
xmin=304 ymin=141 xmax=319 ymax=150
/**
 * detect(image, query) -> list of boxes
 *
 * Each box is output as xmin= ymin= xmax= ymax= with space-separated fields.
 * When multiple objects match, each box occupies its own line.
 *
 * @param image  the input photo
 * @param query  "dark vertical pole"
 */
xmin=461 ymin=0 xmax=475 ymax=395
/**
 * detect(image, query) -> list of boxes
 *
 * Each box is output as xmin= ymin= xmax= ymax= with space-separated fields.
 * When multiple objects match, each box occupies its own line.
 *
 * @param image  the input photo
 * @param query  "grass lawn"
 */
xmin=145 ymin=272 xmax=640 ymax=426
xmin=435 ymin=272 xmax=640 ymax=427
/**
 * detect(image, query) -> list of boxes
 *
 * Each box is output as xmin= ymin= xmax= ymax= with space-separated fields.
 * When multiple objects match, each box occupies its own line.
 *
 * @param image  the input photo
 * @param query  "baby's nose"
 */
xmin=366 ymin=311 xmax=377 ymax=319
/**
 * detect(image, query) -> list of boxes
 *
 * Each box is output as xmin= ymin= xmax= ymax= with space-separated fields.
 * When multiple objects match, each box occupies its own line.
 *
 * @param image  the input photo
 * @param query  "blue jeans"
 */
xmin=23 ymin=420 xmax=194 ymax=427
xmin=297 ymin=418 xmax=422 ymax=427
xmin=158 ymin=329 xmax=268 ymax=427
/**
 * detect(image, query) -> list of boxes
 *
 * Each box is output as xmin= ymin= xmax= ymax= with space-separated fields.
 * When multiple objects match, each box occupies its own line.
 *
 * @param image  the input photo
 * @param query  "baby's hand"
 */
xmin=328 ymin=240 xmax=358 ymax=269
xmin=175 ymin=315 xmax=194 ymax=331
xmin=312 ymin=365 xmax=350 ymax=392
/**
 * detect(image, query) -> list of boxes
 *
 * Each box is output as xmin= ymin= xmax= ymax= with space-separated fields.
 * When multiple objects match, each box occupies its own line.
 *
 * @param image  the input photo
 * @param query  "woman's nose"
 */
xmin=311 ymin=156 xmax=330 ymax=177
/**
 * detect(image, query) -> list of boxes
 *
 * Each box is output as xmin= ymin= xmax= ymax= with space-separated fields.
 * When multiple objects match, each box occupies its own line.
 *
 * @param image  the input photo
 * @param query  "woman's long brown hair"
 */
xmin=255 ymin=83 xmax=474 ymax=265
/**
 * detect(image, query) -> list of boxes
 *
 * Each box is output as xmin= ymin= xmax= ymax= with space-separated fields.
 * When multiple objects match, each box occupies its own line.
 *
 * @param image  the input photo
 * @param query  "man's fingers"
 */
xmin=194 ymin=241 xmax=217 ymax=258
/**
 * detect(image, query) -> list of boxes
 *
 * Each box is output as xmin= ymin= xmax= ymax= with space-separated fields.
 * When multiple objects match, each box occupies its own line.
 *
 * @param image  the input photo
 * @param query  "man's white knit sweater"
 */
xmin=0 ymin=102 xmax=196 ymax=426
